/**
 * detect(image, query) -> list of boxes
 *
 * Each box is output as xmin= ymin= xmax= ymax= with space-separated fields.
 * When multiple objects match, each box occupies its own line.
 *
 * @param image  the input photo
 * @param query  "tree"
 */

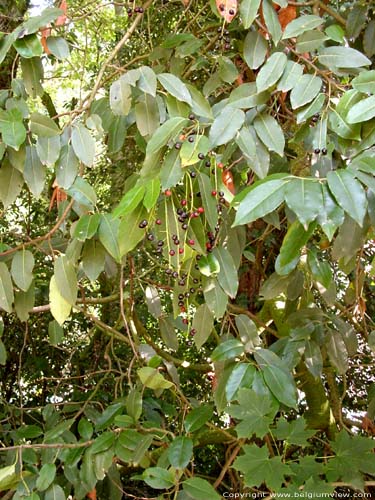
xmin=0 ymin=0 xmax=375 ymax=498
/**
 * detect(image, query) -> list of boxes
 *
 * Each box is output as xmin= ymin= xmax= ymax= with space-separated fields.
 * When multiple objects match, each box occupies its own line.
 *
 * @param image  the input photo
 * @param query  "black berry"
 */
xmin=322 ymin=147 xmax=328 ymax=155
xmin=314 ymin=148 xmax=321 ymax=154
xmin=189 ymin=113 xmax=195 ymax=120
xmin=188 ymin=136 xmax=194 ymax=143
xmin=175 ymin=142 xmax=182 ymax=149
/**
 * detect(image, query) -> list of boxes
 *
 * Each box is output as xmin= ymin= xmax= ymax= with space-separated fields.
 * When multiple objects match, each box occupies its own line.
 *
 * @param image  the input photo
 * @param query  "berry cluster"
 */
xmin=215 ymin=27 xmax=232 ymax=52
xmin=127 ymin=5 xmax=144 ymax=16
xmin=314 ymin=147 xmax=328 ymax=155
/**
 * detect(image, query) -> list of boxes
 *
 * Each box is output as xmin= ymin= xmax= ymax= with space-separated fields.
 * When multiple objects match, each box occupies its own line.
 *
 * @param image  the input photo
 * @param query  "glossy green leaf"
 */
xmin=135 ymin=94 xmax=159 ymax=137
xmin=211 ymin=339 xmax=244 ymax=362
xmin=282 ymin=15 xmax=323 ymax=39
xmin=110 ymin=78 xmax=132 ymax=115
xmin=277 ymin=61 xmax=304 ymax=92
xmin=21 ymin=57 xmax=44 ymax=98
xmin=180 ymin=135 xmax=210 ymax=166
xmin=24 ymin=146 xmax=45 ymax=197
xmin=275 ymin=221 xmax=316 ymax=275
xmin=143 ymin=467 xmax=175 ymax=490
xmin=233 ymin=176 xmax=289 ymax=226
xmin=262 ymin=0 xmax=281 ymax=44
xmin=183 ymin=478 xmax=221 ymax=500
xmin=36 ymin=135 xmax=61 ymax=166
xmin=364 ymin=20 xmax=375 ymax=58
xmin=328 ymin=109 xmax=361 ymax=140
xmin=240 ymin=0 xmax=261 ymax=29
xmin=137 ymin=66 xmax=157 ymax=97
xmin=49 ymin=275 xmax=71 ymax=325
xmin=326 ymin=329 xmax=348 ymax=374
xmin=256 ymin=52 xmax=287 ymax=92
xmin=44 ymin=484 xmax=65 ymax=500
xmin=213 ymin=247 xmax=239 ymax=299
xmin=160 ymin=149 xmax=183 ymax=190
xmin=14 ymin=34 xmax=42 ymax=58
xmin=262 ymin=365 xmax=297 ymax=407
xmin=71 ymin=123 xmax=95 ymax=167
xmin=144 ymin=178 xmax=160 ymax=211
xmin=118 ymin=206 xmax=147 ymax=256
xmin=318 ymin=46 xmax=371 ymax=69
xmin=0 ymin=263 xmax=14 ymax=313
xmin=184 ymin=405 xmax=213 ymax=432
xmin=159 ymin=316 xmax=179 ymax=351
xmin=186 ymin=84 xmax=213 ymax=120
xmin=11 ymin=249 xmax=34 ymax=292
xmin=168 ymin=436 xmax=193 ymax=469
xmin=352 ymin=70 xmax=375 ymax=94
xmin=81 ymin=240 xmax=106 ymax=282
xmin=253 ymin=113 xmax=285 ymax=157
xmin=327 ymin=170 xmax=367 ymax=226
xmin=204 ymin=278 xmax=228 ymax=318
xmin=56 ymin=144 xmax=79 ymax=189
xmin=229 ymin=83 xmax=269 ymax=109
xmin=113 ymin=184 xmax=145 ymax=218
xmin=157 ymin=73 xmax=192 ymax=105
xmin=46 ymin=36 xmax=70 ymax=59
xmin=36 ymin=463 xmax=56 ymax=492
xmin=0 ymin=162 xmax=23 ymax=208
xmin=192 ymin=303 xmax=214 ymax=349
xmin=138 ymin=367 xmax=174 ymax=390
xmin=73 ymin=213 xmax=100 ymax=241
xmin=346 ymin=95 xmax=375 ymax=124
xmin=218 ymin=57 xmax=238 ymax=84
xmin=290 ymin=74 xmax=322 ymax=109
xmin=146 ymin=117 xmax=187 ymax=155
xmin=68 ymin=176 xmax=97 ymax=208
xmin=54 ymin=255 xmax=77 ymax=306
xmin=209 ymin=106 xmax=245 ymax=148
xmin=197 ymin=172 xmax=218 ymax=231
xmin=285 ymin=178 xmax=323 ymax=228
xmin=243 ymin=30 xmax=267 ymax=69
xmin=226 ymin=364 xmax=255 ymax=401
xmin=304 ymin=340 xmax=323 ymax=378
xmin=30 ymin=112 xmax=60 ymax=137
xmin=90 ymin=432 xmax=116 ymax=454
xmin=0 ymin=109 xmax=26 ymax=150
xmin=99 ymin=214 xmax=121 ymax=262
xmin=296 ymin=93 xmax=325 ymax=124
xmin=235 ymin=314 xmax=260 ymax=348
xmin=48 ymin=320 xmax=64 ymax=345
xmin=296 ymin=30 xmax=328 ymax=53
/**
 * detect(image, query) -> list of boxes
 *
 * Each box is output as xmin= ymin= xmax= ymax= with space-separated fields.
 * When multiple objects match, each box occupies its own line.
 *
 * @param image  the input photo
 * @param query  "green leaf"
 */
xmin=229 ymin=388 xmax=275 ymax=438
xmin=78 ymin=419 xmax=94 ymax=441
xmin=82 ymin=240 xmax=106 ymax=282
xmin=90 ymin=432 xmax=116 ymax=454
xmin=211 ymin=339 xmax=244 ymax=362
xmin=213 ymin=247 xmax=239 ymax=299
xmin=240 ymin=0 xmax=261 ymax=29
xmin=56 ymin=144 xmax=79 ymax=189
xmin=137 ymin=66 xmax=157 ymax=97
xmin=113 ymin=184 xmax=145 ymax=218
xmin=180 ymin=135 xmax=210 ymax=167
xmin=253 ymin=113 xmax=285 ymax=157
xmin=0 ymin=262 xmax=14 ymax=313
xmin=144 ymin=178 xmax=160 ymax=211
xmin=73 ymin=213 xmax=100 ymax=241
xmin=209 ymin=106 xmax=245 ymax=148
xmin=364 ymin=20 xmax=375 ymax=58
xmin=44 ymin=484 xmax=66 ymax=500
xmin=233 ymin=176 xmax=288 ymax=226
xmin=327 ymin=170 xmax=367 ymax=227
xmin=11 ymin=249 xmax=34 ymax=292
xmin=226 ymin=364 xmax=255 ymax=401
xmin=328 ymin=109 xmax=361 ymax=140
xmin=256 ymin=52 xmax=287 ymax=92
xmin=274 ymin=417 xmax=315 ymax=446
xmin=317 ymin=184 xmax=344 ymax=241
xmin=262 ymin=0 xmax=281 ymax=44
xmin=318 ymin=46 xmax=371 ymax=69
xmin=24 ymin=145 xmax=45 ymax=197
xmin=233 ymin=444 xmax=291 ymax=490
xmin=277 ymin=61 xmax=304 ymax=92
xmin=186 ymin=84 xmax=213 ymax=120
xmin=192 ymin=303 xmax=214 ymax=349
xmin=0 ymin=110 xmax=26 ymax=150
xmin=346 ymin=95 xmax=375 ymax=124
xmin=160 ymin=149 xmax=183 ymax=190
xmin=36 ymin=135 xmax=61 ymax=166
xmin=71 ymin=123 xmax=95 ymax=167
xmin=168 ymin=436 xmax=193 ymax=469
xmin=243 ymin=31 xmax=267 ymax=70
xmin=23 ymin=7 xmax=64 ymax=35
xmin=296 ymin=30 xmax=328 ymax=53
xmin=326 ymin=329 xmax=348 ymax=374
xmin=285 ymin=178 xmax=323 ymax=228
xmin=290 ymin=74 xmax=322 ymax=109
xmin=135 ymin=94 xmax=159 ymax=137
xmin=110 ymin=78 xmax=132 ymax=115
xmin=198 ymin=253 xmax=220 ymax=277
xmin=352 ymin=70 xmax=375 ymax=94
xmin=30 ymin=112 xmax=60 ymax=137
xmin=49 ymin=275 xmax=71 ymax=325
xmin=197 ymin=172 xmax=218 ymax=231
xmin=46 ymin=36 xmax=70 ymax=59
xmin=304 ymin=340 xmax=323 ymax=378
xmin=235 ymin=314 xmax=260 ymax=348
xmin=68 ymin=176 xmax=97 ymax=209
xmin=183 ymin=478 xmax=221 ymax=500
xmin=14 ymin=34 xmax=42 ymax=58
xmin=282 ymin=15 xmax=323 ymax=39
xmin=98 ymin=214 xmax=121 ymax=262
xmin=157 ymin=73 xmax=192 ymax=105
xmin=203 ymin=278 xmax=228 ymax=318
xmin=275 ymin=221 xmax=316 ymax=275
xmin=142 ymin=467 xmax=175 ymax=490
xmin=126 ymin=388 xmax=143 ymax=421
xmin=159 ymin=316 xmax=179 ymax=351
xmin=184 ymin=405 xmax=213 ymax=433
xmin=0 ymin=162 xmax=23 ymax=208
xmin=21 ymin=57 xmax=44 ymax=98
xmin=0 ymin=341 xmax=7 ymax=365
xmin=218 ymin=57 xmax=238 ymax=84
xmin=296 ymin=93 xmax=325 ymax=124
xmin=146 ymin=117 xmax=187 ymax=155
xmin=138 ymin=367 xmax=173 ymax=390
xmin=118 ymin=205 xmax=148 ymax=256
xmin=14 ymin=282 xmax=34 ymax=323
xmin=36 ymin=463 xmax=56 ymax=492
xmin=54 ymin=255 xmax=77 ymax=306
xmin=48 ymin=320 xmax=64 ymax=345
xmin=346 ymin=4 xmax=368 ymax=40
xmin=229 ymin=83 xmax=269 ymax=109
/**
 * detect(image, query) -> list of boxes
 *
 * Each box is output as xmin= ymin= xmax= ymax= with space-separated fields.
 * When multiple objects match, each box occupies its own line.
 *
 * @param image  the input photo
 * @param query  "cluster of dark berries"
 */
xmin=314 ymin=147 xmax=328 ymax=155
xmin=127 ymin=5 xmax=144 ymax=16
xmin=310 ymin=113 xmax=320 ymax=128
xmin=215 ymin=27 xmax=232 ymax=52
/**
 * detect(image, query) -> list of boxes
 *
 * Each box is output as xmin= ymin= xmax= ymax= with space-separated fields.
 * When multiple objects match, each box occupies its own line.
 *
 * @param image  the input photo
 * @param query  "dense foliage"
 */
xmin=1 ymin=0 xmax=375 ymax=498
